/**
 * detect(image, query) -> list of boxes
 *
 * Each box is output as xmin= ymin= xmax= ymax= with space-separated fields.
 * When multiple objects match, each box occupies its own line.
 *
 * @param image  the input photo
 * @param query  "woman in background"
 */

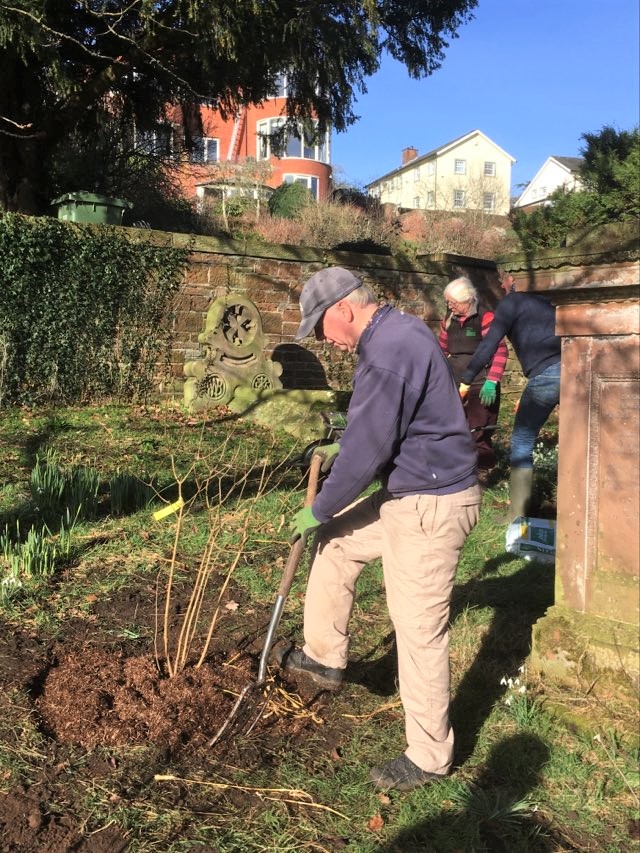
xmin=439 ymin=276 xmax=508 ymax=475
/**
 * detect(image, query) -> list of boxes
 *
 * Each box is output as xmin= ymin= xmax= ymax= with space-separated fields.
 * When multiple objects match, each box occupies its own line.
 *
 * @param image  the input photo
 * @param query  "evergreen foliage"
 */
xmin=48 ymin=123 xmax=202 ymax=233
xmin=580 ymin=125 xmax=639 ymax=196
xmin=0 ymin=214 xmax=187 ymax=405
xmin=268 ymin=182 xmax=313 ymax=219
xmin=512 ymin=126 xmax=639 ymax=251
xmin=0 ymin=0 xmax=477 ymax=212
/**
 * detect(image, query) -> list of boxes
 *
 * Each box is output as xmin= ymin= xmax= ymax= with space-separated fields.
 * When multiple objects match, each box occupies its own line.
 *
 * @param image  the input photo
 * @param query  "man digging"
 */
xmin=282 ymin=267 xmax=482 ymax=792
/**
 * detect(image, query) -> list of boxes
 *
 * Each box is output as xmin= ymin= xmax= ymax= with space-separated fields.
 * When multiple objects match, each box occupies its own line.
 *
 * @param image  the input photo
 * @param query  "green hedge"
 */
xmin=0 ymin=215 xmax=187 ymax=405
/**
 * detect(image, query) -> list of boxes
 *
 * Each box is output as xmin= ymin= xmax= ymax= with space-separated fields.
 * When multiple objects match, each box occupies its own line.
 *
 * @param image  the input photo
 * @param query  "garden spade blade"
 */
xmin=209 ymin=451 xmax=323 ymax=746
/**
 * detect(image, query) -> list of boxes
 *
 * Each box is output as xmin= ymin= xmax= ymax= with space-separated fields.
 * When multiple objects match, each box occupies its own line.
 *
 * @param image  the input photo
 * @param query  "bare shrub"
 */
xmin=403 ymin=210 xmax=519 ymax=259
xmin=157 ymin=429 xmax=301 ymax=677
xmin=195 ymin=193 xmax=517 ymax=259
xmin=249 ymin=214 xmax=310 ymax=246
xmin=212 ymin=199 xmax=400 ymax=251
xmin=294 ymin=201 xmax=398 ymax=249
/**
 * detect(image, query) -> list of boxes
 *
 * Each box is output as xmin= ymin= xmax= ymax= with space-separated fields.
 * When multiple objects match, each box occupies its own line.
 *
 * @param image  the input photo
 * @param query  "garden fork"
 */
xmin=209 ymin=451 xmax=323 ymax=746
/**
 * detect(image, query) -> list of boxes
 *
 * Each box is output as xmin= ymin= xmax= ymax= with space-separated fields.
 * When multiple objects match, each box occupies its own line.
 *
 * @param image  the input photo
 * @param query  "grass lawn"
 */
xmin=0 ymin=402 xmax=637 ymax=852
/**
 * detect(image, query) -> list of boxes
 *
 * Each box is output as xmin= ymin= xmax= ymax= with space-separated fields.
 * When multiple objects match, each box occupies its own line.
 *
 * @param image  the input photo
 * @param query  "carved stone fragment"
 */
xmin=184 ymin=294 xmax=282 ymax=410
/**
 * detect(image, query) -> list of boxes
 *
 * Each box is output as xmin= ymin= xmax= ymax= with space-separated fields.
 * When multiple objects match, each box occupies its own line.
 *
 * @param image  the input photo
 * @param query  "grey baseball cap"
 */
xmin=295 ymin=267 xmax=362 ymax=340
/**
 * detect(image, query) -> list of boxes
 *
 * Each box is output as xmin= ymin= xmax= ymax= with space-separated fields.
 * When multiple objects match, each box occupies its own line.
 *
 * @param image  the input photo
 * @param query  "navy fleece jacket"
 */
xmin=461 ymin=291 xmax=561 ymax=384
xmin=312 ymin=306 xmax=477 ymax=523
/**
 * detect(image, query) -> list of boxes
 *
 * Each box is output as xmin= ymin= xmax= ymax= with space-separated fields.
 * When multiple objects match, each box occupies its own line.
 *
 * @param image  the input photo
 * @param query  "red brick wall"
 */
xmin=151 ymin=230 xmax=504 ymax=396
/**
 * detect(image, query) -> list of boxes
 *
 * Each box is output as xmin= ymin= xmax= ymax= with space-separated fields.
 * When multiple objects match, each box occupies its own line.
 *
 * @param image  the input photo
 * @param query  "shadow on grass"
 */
xmin=375 ymin=732 xmax=558 ymax=852
xmin=349 ymin=631 xmax=398 ymax=697
xmin=21 ymin=417 xmax=74 ymax=469
xmin=0 ymin=417 xmax=70 ymax=529
xmin=344 ymin=556 xmax=554 ymax=730
xmin=0 ymin=457 xmax=304 ymax=540
xmin=3 ymin=405 xmax=309 ymax=531
xmin=450 ymin=556 xmax=555 ymax=767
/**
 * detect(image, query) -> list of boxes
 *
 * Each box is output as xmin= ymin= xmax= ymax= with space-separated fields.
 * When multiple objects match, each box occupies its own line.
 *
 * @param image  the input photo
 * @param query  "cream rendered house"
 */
xmin=365 ymin=130 xmax=515 ymax=215
xmin=514 ymin=155 xmax=584 ymax=210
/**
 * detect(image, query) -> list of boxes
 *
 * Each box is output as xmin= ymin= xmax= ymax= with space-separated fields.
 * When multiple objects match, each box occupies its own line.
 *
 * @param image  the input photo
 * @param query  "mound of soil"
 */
xmin=37 ymin=646 xmax=254 ymax=750
xmin=1 ymin=633 xmax=333 ymax=852
xmin=0 ymin=579 xmax=339 ymax=853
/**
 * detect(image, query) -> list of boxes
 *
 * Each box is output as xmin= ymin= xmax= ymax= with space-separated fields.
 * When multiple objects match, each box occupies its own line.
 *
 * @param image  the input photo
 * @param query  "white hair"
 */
xmin=444 ymin=276 xmax=478 ymax=308
xmin=443 ymin=276 xmax=478 ymax=329
xmin=344 ymin=283 xmax=378 ymax=307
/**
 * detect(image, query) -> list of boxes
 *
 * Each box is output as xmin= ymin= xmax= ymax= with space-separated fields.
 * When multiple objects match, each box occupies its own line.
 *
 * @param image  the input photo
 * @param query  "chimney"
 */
xmin=402 ymin=146 xmax=418 ymax=165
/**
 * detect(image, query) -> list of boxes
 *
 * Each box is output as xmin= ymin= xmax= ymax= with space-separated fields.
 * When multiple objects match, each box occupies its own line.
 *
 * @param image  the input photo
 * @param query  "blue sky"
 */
xmin=331 ymin=0 xmax=640 ymax=196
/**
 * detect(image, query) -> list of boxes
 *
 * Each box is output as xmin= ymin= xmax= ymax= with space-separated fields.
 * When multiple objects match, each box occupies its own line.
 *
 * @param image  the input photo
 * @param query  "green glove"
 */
xmin=479 ymin=380 xmax=497 ymax=406
xmin=289 ymin=505 xmax=321 ymax=544
xmin=318 ymin=441 xmax=340 ymax=474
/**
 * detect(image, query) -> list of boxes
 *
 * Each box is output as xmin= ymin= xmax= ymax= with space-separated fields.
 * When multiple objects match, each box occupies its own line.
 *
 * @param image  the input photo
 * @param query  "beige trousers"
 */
xmin=303 ymin=485 xmax=481 ymax=775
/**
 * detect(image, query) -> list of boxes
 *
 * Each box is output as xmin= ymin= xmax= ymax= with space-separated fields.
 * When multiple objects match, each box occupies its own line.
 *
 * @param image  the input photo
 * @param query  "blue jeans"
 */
xmin=511 ymin=361 xmax=561 ymax=469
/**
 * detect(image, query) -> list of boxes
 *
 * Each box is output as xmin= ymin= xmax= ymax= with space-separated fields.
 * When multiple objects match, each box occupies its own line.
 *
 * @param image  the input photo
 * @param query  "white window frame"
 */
xmin=257 ymin=118 xmax=328 ymax=163
xmin=484 ymin=161 xmax=496 ymax=177
xmin=427 ymin=161 xmax=435 ymax=176
xmin=454 ymin=158 xmax=466 ymax=175
xmin=256 ymin=118 xmax=285 ymax=160
xmin=271 ymin=73 xmax=289 ymax=98
xmin=414 ymin=196 xmax=421 ymax=208
xmin=413 ymin=167 xmax=420 ymax=182
xmin=191 ymin=136 xmax=220 ymax=164
xmin=453 ymin=189 xmax=465 ymax=209
xmin=483 ymin=192 xmax=495 ymax=212
xmin=427 ymin=190 xmax=435 ymax=208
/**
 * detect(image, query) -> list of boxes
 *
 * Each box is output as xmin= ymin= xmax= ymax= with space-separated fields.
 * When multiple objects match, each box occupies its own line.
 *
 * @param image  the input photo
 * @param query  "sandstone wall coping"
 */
xmin=497 ymin=220 xmax=639 ymax=301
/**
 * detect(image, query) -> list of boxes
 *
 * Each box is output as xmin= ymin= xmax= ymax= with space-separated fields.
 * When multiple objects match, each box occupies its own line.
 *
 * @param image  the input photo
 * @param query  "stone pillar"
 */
xmin=506 ymin=228 xmax=640 ymax=699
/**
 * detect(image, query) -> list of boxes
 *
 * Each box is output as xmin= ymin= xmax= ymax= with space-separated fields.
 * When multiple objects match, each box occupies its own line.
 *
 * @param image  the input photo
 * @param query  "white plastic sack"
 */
xmin=505 ymin=517 xmax=556 ymax=563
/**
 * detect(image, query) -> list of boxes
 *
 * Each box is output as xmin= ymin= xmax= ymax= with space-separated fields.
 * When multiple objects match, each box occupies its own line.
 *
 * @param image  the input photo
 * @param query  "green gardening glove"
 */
xmin=318 ymin=441 xmax=340 ymax=474
xmin=479 ymin=380 xmax=497 ymax=406
xmin=289 ymin=505 xmax=321 ymax=544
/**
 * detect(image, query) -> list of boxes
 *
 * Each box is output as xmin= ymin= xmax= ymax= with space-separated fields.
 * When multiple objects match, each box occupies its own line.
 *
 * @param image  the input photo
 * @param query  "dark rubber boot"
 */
xmin=509 ymin=467 xmax=534 ymax=519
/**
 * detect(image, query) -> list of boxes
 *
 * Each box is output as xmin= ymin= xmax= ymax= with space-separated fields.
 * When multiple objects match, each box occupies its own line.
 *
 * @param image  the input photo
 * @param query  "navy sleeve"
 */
xmin=461 ymin=298 xmax=514 ymax=385
xmin=312 ymin=364 xmax=406 ymax=522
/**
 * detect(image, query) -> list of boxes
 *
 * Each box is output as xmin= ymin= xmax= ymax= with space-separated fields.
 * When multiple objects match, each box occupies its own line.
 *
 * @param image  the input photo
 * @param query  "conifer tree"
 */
xmin=0 ymin=0 xmax=477 ymax=212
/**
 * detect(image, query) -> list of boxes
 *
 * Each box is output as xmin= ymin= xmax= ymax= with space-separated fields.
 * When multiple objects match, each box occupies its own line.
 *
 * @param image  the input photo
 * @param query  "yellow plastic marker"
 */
xmin=152 ymin=497 xmax=184 ymax=521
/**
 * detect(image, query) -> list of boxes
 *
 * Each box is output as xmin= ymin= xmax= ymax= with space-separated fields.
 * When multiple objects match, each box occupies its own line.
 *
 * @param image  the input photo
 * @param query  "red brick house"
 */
xmin=164 ymin=77 xmax=332 ymax=205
